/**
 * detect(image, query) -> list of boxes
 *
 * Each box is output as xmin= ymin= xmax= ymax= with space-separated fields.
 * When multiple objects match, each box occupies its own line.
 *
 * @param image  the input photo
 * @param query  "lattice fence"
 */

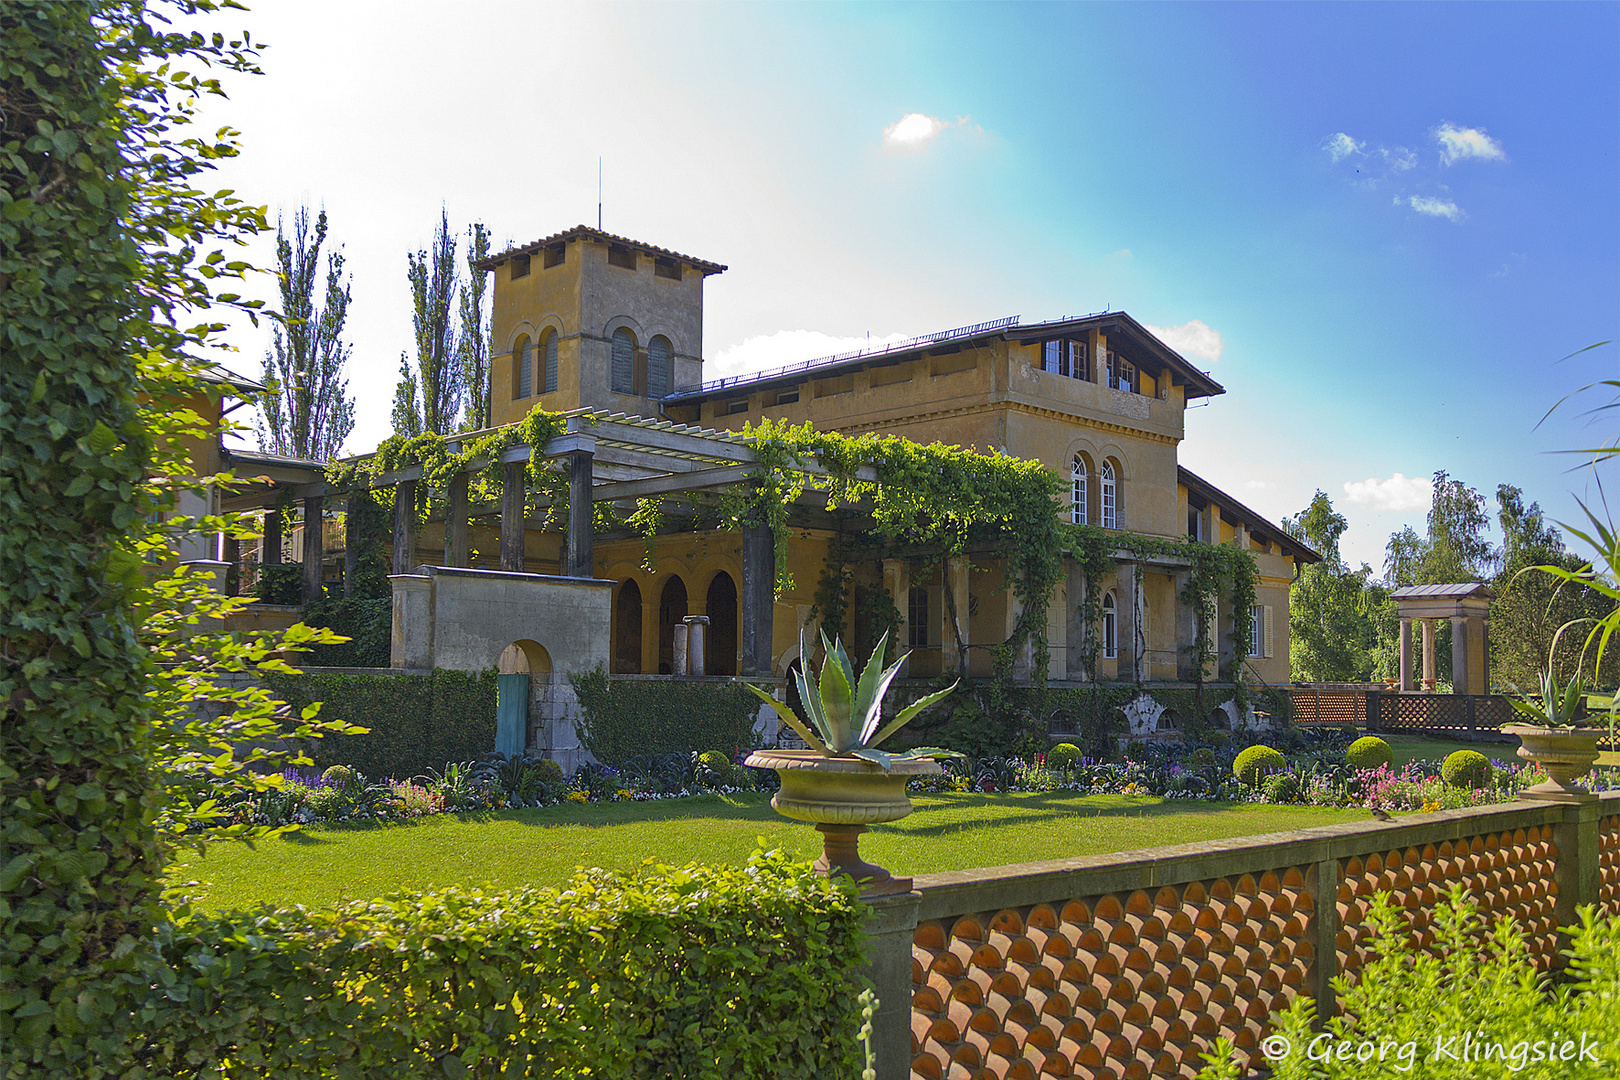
xmin=910 ymin=869 xmax=1315 ymax=1079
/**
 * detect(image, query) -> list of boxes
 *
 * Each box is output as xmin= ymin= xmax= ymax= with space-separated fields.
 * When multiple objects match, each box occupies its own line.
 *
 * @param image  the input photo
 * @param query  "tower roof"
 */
xmin=475 ymin=225 xmax=727 ymax=276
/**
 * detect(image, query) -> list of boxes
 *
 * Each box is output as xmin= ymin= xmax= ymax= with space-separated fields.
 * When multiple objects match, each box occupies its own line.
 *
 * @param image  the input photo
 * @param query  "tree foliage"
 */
xmin=395 ymin=206 xmax=462 ymax=436
xmin=459 ymin=221 xmax=491 ymax=431
xmin=256 ymin=204 xmax=355 ymax=460
xmin=1285 ymin=491 xmax=1387 ymax=681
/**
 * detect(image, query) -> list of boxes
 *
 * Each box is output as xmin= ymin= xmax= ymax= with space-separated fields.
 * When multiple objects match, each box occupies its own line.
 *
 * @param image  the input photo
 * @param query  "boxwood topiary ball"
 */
xmin=1047 ymin=743 xmax=1083 ymax=771
xmin=1441 ymin=749 xmax=1492 ymax=790
xmin=1233 ymin=745 xmax=1286 ymax=786
xmin=1346 ymin=736 xmax=1394 ymax=772
xmin=321 ymin=765 xmax=355 ymax=788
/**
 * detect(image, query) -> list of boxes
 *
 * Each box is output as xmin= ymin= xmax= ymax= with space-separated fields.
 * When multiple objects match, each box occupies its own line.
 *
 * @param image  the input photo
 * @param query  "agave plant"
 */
xmin=747 ymin=630 xmax=957 ymax=770
xmin=1506 ymin=667 xmax=1591 ymax=729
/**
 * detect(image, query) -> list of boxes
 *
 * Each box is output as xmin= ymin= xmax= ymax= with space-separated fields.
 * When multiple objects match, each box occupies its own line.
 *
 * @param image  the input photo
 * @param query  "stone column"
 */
xmin=301 ymin=494 xmax=324 ymax=603
xmin=740 ymin=523 xmax=775 ymax=675
xmin=222 ymin=534 xmax=240 ymax=597
xmin=882 ymin=558 xmax=910 ymax=676
xmin=1421 ymin=619 xmax=1436 ymax=689
xmin=389 ymin=573 xmax=433 ymax=669
xmin=672 ymin=622 xmax=690 ymax=676
xmin=945 ymin=557 xmax=970 ymax=677
xmin=1398 ymin=619 xmax=1413 ymax=691
xmin=684 ymin=615 xmax=709 ymax=676
xmin=1451 ymin=616 xmax=1470 ymax=698
xmin=1065 ymin=559 xmax=1089 ymax=681
xmin=1175 ymin=569 xmax=1199 ymax=681
xmin=1551 ymin=799 xmax=1603 ymax=972
xmin=343 ymin=491 xmax=363 ymax=597
xmin=263 ymin=506 xmax=283 ymax=567
xmin=566 ymin=450 xmax=593 ymax=578
xmin=391 ymin=479 xmax=417 ymax=575
xmin=1004 ymin=579 xmax=1032 ymax=681
xmin=862 ymin=891 xmax=922 ymax=1080
xmin=444 ymin=471 xmax=469 ymax=568
xmin=1116 ymin=560 xmax=1140 ymax=683
xmin=500 ymin=461 xmax=526 ymax=573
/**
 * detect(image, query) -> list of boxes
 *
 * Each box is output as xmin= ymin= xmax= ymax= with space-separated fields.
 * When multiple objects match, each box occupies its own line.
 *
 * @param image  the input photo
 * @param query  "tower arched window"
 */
xmin=648 ymin=336 xmax=673 ymax=398
xmin=1071 ymin=456 xmax=1089 ymax=525
xmin=1101 ymin=461 xmax=1118 ymax=529
xmin=541 ymin=329 xmax=559 ymax=395
xmin=514 ymin=335 xmax=532 ymax=399
xmin=1102 ymin=592 xmax=1117 ymax=660
xmin=611 ymin=328 xmax=635 ymax=395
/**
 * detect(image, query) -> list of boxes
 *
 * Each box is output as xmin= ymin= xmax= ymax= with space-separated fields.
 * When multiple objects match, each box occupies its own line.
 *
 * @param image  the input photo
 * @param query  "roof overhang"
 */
xmin=1179 ymin=466 xmax=1321 ymax=565
xmin=475 ymin=225 xmax=727 ymax=276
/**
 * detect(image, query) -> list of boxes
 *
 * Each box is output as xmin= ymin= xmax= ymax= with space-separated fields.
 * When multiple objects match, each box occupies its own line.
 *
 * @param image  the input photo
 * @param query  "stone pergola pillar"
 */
xmin=444 ymin=471 xmax=469 ymax=568
xmin=263 ymin=505 xmax=283 ymax=567
xmin=882 ymin=558 xmax=910 ymax=676
xmin=301 ymin=494 xmax=323 ymax=603
xmin=1422 ymin=618 xmax=1436 ymax=689
xmin=343 ymin=491 xmax=363 ymax=597
xmin=391 ymin=478 xmax=417 ymax=575
xmin=1451 ymin=615 xmax=1470 ymax=698
xmin=500 ymin=461 xmax=525 ymax=573
xmin=565 ymin=450 xmax=593 ymax=578
xmin=944 ymin=557 xmax=970 ymax=677
xmin=1065 ymin=558 xmax=1089 ymax=681
xmin=1116 ymin=559 xmax=1140 ymax=683
xmin=684 ymin=615 xmax=709 ymax=676
xmin=672 ymin=621 xmax=691 ymax=675
xmin=1398 ymin=619 xmax=1413 ymax=691
xmin=740 ymin=522 xmax=775 ymax=675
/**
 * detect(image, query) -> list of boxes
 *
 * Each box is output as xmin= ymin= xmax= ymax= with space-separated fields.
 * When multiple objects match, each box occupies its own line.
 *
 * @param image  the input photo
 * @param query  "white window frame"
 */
xmin=1249 ymin=604 xmax=1264 ymax=657
xmin=1071 ymin=457 xmax=1088 ymax=525
xmin=1102 ymin=592 xmax=1117 ymax=660
xmin=1101 ymin=461 xmax=1117 ymax=529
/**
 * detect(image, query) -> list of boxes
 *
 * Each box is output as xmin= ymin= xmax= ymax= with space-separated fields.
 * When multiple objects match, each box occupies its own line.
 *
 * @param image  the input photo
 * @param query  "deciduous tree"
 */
xmin=394 ymin=208 xmax=462 ymax=435
xmin=459 ymin=221 xmax=492 ymax=430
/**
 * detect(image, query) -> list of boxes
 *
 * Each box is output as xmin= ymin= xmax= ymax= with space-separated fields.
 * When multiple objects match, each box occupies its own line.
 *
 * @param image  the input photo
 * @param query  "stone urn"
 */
xmin=746 ymin=748 xmax=942 ymax=896
xmin=1504 ymin=724 xmax=1601 ymax=801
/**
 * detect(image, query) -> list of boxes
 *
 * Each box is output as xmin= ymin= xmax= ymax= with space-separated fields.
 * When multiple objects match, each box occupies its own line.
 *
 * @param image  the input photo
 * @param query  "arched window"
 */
xmin=541 ymin=329 xmax=559 ymax=395
xmin=647 ymin=336 xmax=673 ymax=398
xmin=1101 ymin=461 xmax=1118 ymax=529
xmin=1102 ymin=592 xmax=1117 ymax=660
xmin=613 ymin=579 xmax=642 ymax=674
xmin=611 ymin=327 xmax=635 ymax=395
xmin=514 ymin=335 xmax=532 ymax=399
xmin=1071 ymin=456 xmax=1089 ymax=525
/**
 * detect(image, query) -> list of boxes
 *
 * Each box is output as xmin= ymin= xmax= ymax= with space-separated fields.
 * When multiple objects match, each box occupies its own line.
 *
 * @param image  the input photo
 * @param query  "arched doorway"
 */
xmin=706 ymin=572 xmax=738 ymax=676
xmin=614 ymin=579 xmax=642 ymax=674
xmin=658 ymin=576 xmax=688 ymax=674
xmin=496 ymin=639 xmax=552 ymax=758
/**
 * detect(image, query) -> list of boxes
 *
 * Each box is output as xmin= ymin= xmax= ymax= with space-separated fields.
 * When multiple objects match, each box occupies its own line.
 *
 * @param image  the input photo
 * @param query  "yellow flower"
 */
xmin=566 ymin=791 xmax=588 ymax=804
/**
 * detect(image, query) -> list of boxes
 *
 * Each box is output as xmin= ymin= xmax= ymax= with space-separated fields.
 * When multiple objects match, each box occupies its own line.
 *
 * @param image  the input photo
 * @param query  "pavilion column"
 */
xmin=685 ymin=615 xmax=709 ymax=676
xmin=1116 ymin=560 xmax=1140 ymax=683
xmin=263 ymin=506 xmax=283 ymax=567
xmin=343 ymin=491 xmax=363 ymax=597
xmin=673 ymin=622 xmax=691 ymax=675
xmin=1175 ymin=569 xmax=1199 ymax=681
xmin=740 ymin=523 xmax=775 ymax=675
xmin=883 ymin=558 xmax=911 ymax=677
xmin=1421 ymin=619 xmax=1436 ymax=689
xmin=301 ymin=494 xmax=323 ymax=603
xmin=1398 ymin=619 xmax=1413 ymax=691
xmin=500 ymin=462 xmax=526 ymax=573
xmin=391 ymin=479 xmax=417 ymax=575
xmin=565 ymin=450 xmax=593 ymax=578
xmin=1451 ymin=616 xmax=1470 ymax=697
xmin=444 ymin=471 xmax=469 ymax=568
xmin=944 ymin=557 xmax=970 ymax=677
xmin=1066 ymin=559 xmax=1089 ymax=681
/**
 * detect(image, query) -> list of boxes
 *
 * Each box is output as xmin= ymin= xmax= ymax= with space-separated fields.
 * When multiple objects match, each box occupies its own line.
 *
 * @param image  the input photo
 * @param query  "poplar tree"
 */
xmin=394 ymin=208 xmax=462 ymax=435
xmin=256 ymin=206 xmax=355 ymax=460
xmin=459 ymin=222 xmax=492 ymax=431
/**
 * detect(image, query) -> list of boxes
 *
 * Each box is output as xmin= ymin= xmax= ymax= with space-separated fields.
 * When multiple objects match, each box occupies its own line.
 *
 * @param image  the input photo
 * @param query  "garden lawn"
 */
xmin=1379 ymin=732 xmax=1519 ymax=767
xmin=173 ymin=792 xmax=1371 ymax=913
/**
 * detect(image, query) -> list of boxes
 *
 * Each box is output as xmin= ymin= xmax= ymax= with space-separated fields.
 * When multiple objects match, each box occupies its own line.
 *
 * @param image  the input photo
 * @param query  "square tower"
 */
xmin=477 ymin=226 xmax=726 ymax=427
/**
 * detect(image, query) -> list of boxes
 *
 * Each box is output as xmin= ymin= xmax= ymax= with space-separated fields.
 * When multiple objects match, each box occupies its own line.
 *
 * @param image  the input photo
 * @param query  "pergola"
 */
xmin=218 ymin=410 xmax=880 ymax=676
xmin=1389 ymin=582 xmax=1493 ymax=694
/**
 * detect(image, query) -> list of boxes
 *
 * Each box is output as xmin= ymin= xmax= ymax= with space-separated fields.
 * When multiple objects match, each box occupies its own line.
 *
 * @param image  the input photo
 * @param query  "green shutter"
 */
xmin=611 ymin=329 xmax=634 ymax=394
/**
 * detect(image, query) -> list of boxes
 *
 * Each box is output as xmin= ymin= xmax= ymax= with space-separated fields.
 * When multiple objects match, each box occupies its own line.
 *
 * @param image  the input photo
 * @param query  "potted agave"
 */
xmin=746 ymin=630 xmax=957 ymax=896
xmin=1504 ymin=668 xmax=1602 ymax=801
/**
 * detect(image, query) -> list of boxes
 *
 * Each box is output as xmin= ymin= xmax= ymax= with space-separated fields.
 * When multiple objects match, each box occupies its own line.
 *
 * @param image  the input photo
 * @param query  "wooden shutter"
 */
xmin=516 ymin=338 xmax=532 ymax=398
xmin=648 ymin=337 xmax=671 ymax=398
xmin=1264 ymin=604 xmax=1274 ymax=659
xmin=611 ymin=329 xmax=634 ymax=394
xmin=544 ymin=333 xmax=559 ymax=394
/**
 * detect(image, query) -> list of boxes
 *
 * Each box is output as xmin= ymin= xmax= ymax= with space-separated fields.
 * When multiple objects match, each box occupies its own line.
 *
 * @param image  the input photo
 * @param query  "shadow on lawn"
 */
xmin=893 ymin=794 xmax=1252 ymax=839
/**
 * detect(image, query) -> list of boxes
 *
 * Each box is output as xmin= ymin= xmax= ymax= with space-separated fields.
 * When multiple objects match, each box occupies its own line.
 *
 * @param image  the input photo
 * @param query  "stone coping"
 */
xmin=911 ymin=793 xmax=1620 ymax=920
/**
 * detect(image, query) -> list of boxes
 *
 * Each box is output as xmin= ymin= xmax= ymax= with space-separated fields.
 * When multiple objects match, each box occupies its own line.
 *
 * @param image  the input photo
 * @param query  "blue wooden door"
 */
xmin=496 ymin=673 xmax=528 ymax=758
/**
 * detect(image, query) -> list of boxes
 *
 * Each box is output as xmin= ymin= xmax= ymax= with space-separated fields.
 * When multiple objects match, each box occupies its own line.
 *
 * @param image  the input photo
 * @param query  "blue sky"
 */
xmin=195 ymin=1 xmax=1620 ymax=573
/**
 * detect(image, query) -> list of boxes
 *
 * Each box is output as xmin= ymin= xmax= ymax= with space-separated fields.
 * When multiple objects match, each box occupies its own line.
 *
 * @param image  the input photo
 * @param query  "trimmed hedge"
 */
xmin=265 ymin=669 xmax=497 ymax=778
xmin=1346 ymin=736 xmax=1394 ymax=771
xmin=571 ymin=667 xmax=760 ymax=765
xmin=1234 ymin=744 xmax=1286 ymax=786
xmin=137 ymin=850 xmax=866 ymax=1079
xmin=1442 ymin=749 xmax=1493 ymax=789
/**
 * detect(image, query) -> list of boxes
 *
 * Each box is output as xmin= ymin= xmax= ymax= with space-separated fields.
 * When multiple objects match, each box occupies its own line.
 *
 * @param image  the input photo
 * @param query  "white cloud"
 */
xmin=1343 ymin=472 xmax=1433 ymax=512
xmin=1402 ymin=194 xmax=1465 ymax=222
xmin=1108 ymin=248 xmax=1133 ymax=259
xmin=1435 ymin=122 xmax=1507 ymax=165
xmin=704 ymin=329 xmax=912 ymax=383
xmin=1325 ymin=132 xmax=1365 ymax=162
xmin=1379 ymin=145 xmax=1418 ymax=171
xmin=1146 ymin=319 xmax=1224 ymax=364
xmin=883 ymin=112 xmax=949 ymax=148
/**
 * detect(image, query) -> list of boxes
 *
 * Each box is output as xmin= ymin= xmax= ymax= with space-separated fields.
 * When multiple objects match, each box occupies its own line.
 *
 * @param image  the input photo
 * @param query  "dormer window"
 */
xmin=608 ymin=245 xmax=636 ymax=270
xmin=1040 ymin=339 xmax=1089 ymax=380
xmin=654 ymin=257 xmax=681 ymax=281
xmin=1107 ymin=351 xmax=1136 ymax=393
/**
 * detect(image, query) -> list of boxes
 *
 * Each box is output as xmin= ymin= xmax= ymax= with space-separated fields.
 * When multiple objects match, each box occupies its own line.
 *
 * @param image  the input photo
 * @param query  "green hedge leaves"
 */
xmin=265 ymin=669 xmax=497 ymax=778
xmin=141 ymin=849 xmax=866 ymax=1079
xmin=571 ymin=667 xmax=761 ymax=764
